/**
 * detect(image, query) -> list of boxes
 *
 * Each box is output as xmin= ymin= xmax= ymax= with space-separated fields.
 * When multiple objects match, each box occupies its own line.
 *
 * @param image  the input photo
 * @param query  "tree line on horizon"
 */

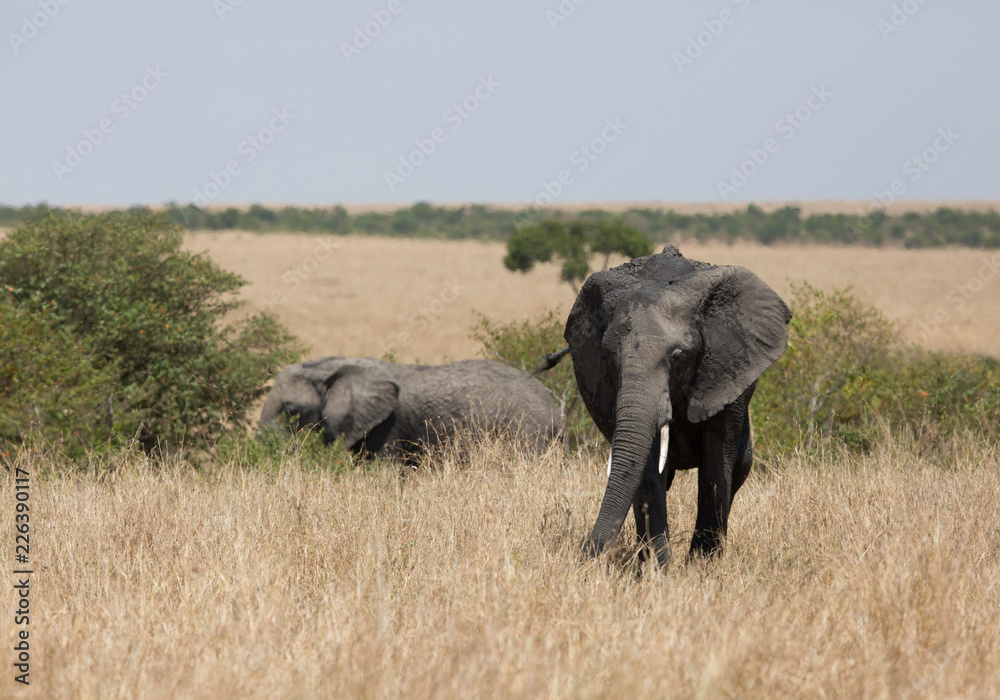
xmin=1 ymin=201 xmax=999 ymax=249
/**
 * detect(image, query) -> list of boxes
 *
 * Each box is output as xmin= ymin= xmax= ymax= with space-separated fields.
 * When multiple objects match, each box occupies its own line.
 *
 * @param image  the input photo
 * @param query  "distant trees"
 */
xmin=0 ymin=202 xmax=998 ymax=249
xmin=503 ymin=219 xmax=653 ymax=290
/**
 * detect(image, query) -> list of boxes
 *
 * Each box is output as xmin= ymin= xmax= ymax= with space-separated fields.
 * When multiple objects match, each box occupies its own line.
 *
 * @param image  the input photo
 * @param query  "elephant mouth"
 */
xmin=606 ymin=423 xmax=670 ymax=478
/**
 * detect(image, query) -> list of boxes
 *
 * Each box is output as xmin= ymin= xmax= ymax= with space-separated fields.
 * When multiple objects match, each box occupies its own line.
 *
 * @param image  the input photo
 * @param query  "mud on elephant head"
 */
xmin=258 ymin=357 xmax=563 ymax=459
xmin=540 ymin=245 xmax=791 ymax=567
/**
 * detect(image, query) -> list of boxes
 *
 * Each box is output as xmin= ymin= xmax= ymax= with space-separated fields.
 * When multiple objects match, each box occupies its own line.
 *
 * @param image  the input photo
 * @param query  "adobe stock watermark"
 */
xmin=672 ymin=0 xmax=753 ymax=73
xmin=51 ymin=65 xmax=168 ymax=182
xmin=716 ymin=84 xmax=832 ymax=201
xmin=214 ymin=0 xmax=248 ymax=21
xmin=7 ymin=0 xmax=72 ymax=53
xmin=383 ymin=75 xmax=501 ymax=193
xmin=340 ymin=0 xmax=408 ymax=63
xmin=261 ymin=237 xmax=341 ymax=313
xmin=382 ymin=279 xmax=467 ymax=357
xmin=915 ymin=252 xmax=1000 ymax=342
xmin=190 ymin=107 xmax=295 ymax=206
xmin=878 ymin=0 xmax=931 ymax=40
xmin=545 ymin=0 xmax=588 ymax=31
xmin=866 ymin=127 xmax=960 ymax=210
xmin=514 ymin=117 xmax=628 ymax=231
xmin=842 ymin=127 xmax=961 ymax=242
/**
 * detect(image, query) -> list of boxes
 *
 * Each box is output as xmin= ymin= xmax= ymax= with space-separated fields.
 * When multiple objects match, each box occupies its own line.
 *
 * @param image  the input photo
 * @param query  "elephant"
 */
xmin=538 ymin=245 xmax=791 ymax=567
xmin=258 ymin=357 xmax=563 ymax=458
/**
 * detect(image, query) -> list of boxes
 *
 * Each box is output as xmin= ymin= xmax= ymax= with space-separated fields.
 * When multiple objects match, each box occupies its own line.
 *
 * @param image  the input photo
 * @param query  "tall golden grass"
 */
xmin=4 ymin=435 xmax=999 ymax=699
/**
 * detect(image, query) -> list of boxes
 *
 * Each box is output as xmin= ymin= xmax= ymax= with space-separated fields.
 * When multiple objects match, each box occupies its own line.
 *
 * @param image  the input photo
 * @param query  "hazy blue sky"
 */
xmin=2 ymin=1 xmax=997 ymax=206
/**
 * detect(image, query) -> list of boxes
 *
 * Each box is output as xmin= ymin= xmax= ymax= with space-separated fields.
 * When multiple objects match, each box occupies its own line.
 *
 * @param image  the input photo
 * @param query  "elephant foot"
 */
xmin=653 ymin=537 xmax=673 ymax=570
xmin=638 ymin=533 xmax=673 ymax=571
xmin=687 ymin=532 xmax=724 ymax=561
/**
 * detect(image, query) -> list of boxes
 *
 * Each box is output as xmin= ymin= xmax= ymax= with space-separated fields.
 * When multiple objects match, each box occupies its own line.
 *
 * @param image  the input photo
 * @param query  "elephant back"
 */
xmin=393 ymin=359 xmax=561 ymax=450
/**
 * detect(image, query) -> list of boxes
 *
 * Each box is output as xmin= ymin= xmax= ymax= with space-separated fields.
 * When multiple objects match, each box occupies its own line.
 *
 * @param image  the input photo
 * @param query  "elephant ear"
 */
xmin=685 ymin=266 xmax=792 ymax=423
xmin=322 ymin=363 xmax=400 ymax=448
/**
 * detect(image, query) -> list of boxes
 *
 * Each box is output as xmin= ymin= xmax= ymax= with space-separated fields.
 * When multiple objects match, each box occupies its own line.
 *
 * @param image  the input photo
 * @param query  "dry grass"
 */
xmin=3 ymin=438 xmax=999 ymax=699
xmin=186 ymin=232 xmax=1000 ymax=362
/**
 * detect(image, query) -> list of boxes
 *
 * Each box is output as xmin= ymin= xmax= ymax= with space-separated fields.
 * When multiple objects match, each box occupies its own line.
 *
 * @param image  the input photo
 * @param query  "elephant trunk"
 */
xmin=257 ymin=387 xmax=288 ymax=437
xmin=582 ymin=376 xmax=665 ymax=559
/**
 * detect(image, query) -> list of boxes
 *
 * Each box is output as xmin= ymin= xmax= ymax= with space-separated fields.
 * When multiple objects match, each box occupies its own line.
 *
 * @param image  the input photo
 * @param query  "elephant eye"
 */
xmin=671 ymin=348 xmax=684 ymax=361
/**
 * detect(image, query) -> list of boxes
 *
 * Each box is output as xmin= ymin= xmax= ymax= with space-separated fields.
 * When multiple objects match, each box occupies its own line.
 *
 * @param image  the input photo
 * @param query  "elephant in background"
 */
xmin=258 ymin=357 xmax=563 ymax=458
xmin=538 ymin=245 xmax=791 ymax=567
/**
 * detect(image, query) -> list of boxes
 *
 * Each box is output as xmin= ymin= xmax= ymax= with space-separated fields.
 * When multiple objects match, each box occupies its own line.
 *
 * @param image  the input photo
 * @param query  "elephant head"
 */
xmin=258 ymin=357 xmax=400 ymax=450
xmin=558 ymin=246 xmax=791 ymax=559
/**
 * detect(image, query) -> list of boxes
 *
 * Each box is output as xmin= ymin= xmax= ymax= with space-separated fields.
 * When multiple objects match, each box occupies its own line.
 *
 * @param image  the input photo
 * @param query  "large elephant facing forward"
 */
xmin=258 ymin=357 xmax=562 ymax=458
xmin=539 ymin=245 xmax=791 ymax=567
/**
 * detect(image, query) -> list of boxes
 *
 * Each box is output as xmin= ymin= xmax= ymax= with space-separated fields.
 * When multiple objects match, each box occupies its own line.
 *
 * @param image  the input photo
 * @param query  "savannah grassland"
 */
xmin=3 ymin=231 xmax=1000 ymax=699
xmin=189 ymin=232 xmax=1000 ymax=361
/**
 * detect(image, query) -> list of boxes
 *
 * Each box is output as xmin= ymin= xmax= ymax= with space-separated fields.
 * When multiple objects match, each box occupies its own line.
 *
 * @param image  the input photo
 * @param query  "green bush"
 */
xmin=752 ymin=284 xmax=896 ymax=451
xmin=0 ymin=297 xmax=122 ymax=457
xmin=214 ymin=424 xmax=359 ymax=474
xmin=0 ymin=212 xmax=304 ymax=454
xmin=841 ymin=350 xmax=999 ymax=453
xmin=472 ymin=310 xmax=600 ymax=450
xmin=753 ymin=285 xmax=1000 ymax=459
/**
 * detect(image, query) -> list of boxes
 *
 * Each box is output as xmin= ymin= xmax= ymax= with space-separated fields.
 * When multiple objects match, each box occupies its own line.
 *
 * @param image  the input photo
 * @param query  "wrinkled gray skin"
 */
xmin=542 ymin=245 xmax=791 ymax=567
xmin=258 ymin=357 xmax=562 ymax=458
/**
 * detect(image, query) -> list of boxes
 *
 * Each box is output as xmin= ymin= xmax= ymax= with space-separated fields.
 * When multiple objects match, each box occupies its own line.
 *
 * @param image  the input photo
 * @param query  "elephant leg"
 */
xmin=689 ymin=412 xmax=741 ymax=559
xmin=730 ymin=386 xmax=756 ymax=498
xmin=632 ymin=449 xmax=671 ymax=568
xmin=690 ymin=469 xmax=730 ymax=558
xmin=730 ymin=409 xmax=753 ymax=497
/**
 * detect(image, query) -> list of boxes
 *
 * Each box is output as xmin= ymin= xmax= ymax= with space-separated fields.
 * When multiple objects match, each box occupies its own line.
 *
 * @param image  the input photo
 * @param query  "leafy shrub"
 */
xmin=0 ymin=212 xmax=304 ymax=454
xmin=752 ymin=284 xmax=896 ymax=451
xmin=842 ymin=350 xmax=999 ymax=453
xmin=0 ymin=297 xmax=122 ymax=457
xmin=753 ymin=285 xmax=1000 ymax=459
xmin=472 ymin=310 xmax=600 ymax=450
xmin=214 ymin=424 xmax=359 ymax=474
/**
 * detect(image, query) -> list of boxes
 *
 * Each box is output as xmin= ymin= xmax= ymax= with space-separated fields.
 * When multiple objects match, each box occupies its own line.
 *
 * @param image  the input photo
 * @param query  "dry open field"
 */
xmin=185 ymin=231 xmax=1000 ymax=362
xmin=3 ymin=438 xmax=999 ymax=698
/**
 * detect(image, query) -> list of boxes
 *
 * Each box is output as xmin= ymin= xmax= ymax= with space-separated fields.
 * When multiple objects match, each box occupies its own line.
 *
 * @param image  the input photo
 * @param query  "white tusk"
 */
xmin=658 ymin=425 xmax=669 ymax=474
xmin=606 ymin=444 xmax=613 ymax=479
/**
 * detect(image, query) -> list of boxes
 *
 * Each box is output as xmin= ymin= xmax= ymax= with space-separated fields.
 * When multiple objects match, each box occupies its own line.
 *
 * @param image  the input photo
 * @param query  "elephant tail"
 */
xmin=532 ymin=347 xmax=570 ymax=376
